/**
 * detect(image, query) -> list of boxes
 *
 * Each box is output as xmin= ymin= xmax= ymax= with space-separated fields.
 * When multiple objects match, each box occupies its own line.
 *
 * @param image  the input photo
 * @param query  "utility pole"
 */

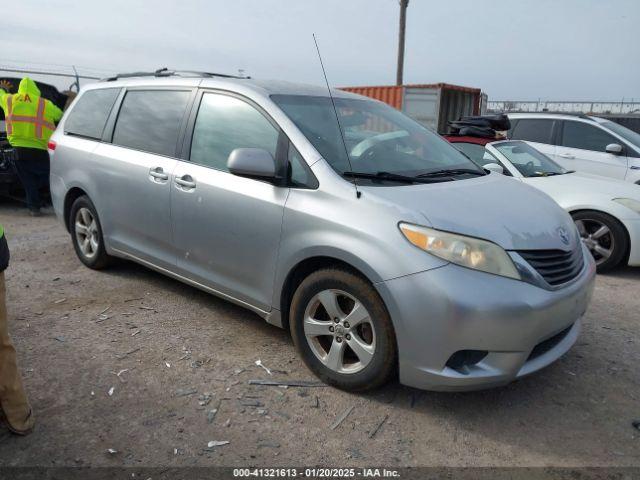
xmin=396 ymin=0 xmax=409 ymax=86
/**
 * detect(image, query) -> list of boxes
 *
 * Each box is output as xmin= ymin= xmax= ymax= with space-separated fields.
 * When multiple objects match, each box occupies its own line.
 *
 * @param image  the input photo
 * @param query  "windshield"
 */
xmin=271 ymin=94 xmax=483 ymax=183
xmin=493 ymin=141 xmax=569 ymax=177
xmin=600 ymin=120 xmax=640 ymax=150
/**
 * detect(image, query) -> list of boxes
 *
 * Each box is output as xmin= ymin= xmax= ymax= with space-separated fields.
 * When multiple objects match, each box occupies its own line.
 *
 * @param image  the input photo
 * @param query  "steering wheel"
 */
xmin=351 ymin=131 xmax=410 ymax=158
xmin=524 ymin=161 xmax=536 ymax=175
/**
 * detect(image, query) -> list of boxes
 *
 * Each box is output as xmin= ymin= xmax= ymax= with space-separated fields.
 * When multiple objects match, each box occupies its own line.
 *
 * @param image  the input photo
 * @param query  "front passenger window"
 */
xmin=190 ymin=93 xmax=279 ymax=171
xmin=561 ymin=121 xmax=617 ymax=153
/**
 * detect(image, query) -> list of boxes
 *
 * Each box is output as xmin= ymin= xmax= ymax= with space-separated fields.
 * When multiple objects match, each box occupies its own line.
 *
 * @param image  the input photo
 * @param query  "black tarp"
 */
xmin=448 ymin=114 xmax=511 ymax=138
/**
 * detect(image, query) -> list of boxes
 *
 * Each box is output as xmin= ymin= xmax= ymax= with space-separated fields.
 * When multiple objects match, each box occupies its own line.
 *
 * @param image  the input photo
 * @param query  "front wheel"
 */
xmin=290 ymin=268 xmax=397 ymax=391
xmin=572 ymin=210 xmax=628 ymax=273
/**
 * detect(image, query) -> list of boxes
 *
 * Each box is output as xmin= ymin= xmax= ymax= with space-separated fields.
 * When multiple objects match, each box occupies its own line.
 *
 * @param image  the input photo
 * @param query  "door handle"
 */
xmin=558 ymin=153 xmax=575 ymax=159
xmin=175 ymin=175 xmax=196 ymax=189
xmin=149 ymin=167 xmax=169 ymax=181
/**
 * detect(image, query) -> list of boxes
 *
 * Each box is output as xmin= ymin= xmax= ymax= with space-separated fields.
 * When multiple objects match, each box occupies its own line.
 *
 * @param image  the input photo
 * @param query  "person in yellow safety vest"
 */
xmin=0 ymin=78 xmax=63 ymax=216
xmin=0 ymin=223 xmax=34 ymax=435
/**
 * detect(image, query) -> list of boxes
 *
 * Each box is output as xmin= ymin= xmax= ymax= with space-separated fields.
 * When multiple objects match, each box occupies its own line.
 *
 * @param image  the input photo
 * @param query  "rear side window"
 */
xmin=112 ymin=90 xmax=191 ymax=156
xmin=561 ymin=121 xmax=617 ymax=152
xmin=190 ymin=93 xmax=279 ymax=172
xmin=510 ymin=119 xmax=554 ymax=144
xmin=65 ymin=88 xmax=120 ymax=139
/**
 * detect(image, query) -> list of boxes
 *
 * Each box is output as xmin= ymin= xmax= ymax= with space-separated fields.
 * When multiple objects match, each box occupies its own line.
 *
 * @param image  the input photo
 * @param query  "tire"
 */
xmin=290 ymin=268 xmax=397 ymax=391
xmin=69 ymin=195 xmax=113 ymax=270
xmin=572 ymin=210 xmax=628 ymax=273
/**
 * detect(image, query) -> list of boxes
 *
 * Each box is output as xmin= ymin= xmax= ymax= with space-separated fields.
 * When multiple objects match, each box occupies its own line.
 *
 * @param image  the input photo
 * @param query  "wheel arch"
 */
xmin=278 ymin=255 xmax=379 ymax=333
xmin=63 ymin=187 xmax=89 ymax=233
xmin=569 ymin=208 xmax=631 ymax=264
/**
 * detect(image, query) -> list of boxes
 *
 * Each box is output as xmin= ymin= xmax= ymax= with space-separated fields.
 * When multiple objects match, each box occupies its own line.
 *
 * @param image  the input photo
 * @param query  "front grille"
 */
xmin=518 ymin=248 xmax=584 ymax=286
xmin=527 ymin=324 xmax=573 ymax=361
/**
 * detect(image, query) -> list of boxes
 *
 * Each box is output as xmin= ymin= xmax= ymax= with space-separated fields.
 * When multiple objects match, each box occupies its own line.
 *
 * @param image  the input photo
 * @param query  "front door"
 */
xmin=171 ymin=91 xmax=288 ymax=311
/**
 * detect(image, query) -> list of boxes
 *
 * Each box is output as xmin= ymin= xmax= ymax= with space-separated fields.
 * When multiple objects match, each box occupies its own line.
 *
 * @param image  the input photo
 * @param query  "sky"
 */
xmin=2 ymin=0 xmax=639 ymax=101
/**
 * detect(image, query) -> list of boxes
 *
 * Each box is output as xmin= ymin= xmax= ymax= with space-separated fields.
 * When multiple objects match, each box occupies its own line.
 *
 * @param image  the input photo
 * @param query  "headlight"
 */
xmin=399 ymin=222 xmax=521 ymax=280
xmin=613 ymin=198 xmax=640 ymax=214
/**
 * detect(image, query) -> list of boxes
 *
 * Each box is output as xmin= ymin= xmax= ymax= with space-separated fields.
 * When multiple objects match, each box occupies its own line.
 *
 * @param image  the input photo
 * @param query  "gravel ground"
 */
xmin=0 ymin=202 xmax=638 ymax=468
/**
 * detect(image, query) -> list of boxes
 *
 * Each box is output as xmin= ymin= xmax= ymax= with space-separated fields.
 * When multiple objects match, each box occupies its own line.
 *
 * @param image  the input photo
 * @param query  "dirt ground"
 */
xmin=0 ymin=201 xmax=638 ymax=469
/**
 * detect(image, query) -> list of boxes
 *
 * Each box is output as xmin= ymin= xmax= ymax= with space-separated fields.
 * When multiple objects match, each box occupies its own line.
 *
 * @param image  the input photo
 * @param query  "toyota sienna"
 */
xmin=49 ymin=70 xmax=596 ymax=391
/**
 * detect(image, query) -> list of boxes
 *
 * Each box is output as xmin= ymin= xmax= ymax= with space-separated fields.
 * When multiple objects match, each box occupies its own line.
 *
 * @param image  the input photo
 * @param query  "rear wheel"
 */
xmin=290 ymin=268 xmax=397 ymax=391
xmin=69 ymin=195 xmax=112 ymax=270
xmin=572 ymin=210 xmax=627 ymax=273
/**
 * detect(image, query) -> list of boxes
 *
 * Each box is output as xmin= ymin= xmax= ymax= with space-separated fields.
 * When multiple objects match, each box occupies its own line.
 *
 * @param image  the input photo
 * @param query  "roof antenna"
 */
xmin=313 ymin=34 xmax=361 ymax=199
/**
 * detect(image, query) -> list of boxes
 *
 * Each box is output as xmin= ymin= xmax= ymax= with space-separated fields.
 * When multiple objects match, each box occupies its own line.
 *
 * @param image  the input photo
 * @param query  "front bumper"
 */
xmin=377 ymin=246 xmax=596 ymax=391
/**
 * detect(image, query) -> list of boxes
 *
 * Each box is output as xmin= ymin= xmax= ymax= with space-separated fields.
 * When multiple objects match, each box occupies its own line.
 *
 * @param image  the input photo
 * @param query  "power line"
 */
xmin=0 ymin=66 xmax=100 ymax=80
xmin=0 ymin=58 xmax=117 ymax=74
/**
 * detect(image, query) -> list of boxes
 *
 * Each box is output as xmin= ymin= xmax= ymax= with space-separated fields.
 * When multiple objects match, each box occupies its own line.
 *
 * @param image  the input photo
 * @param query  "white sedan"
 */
xmin=455 ymin=139 xmax=640 ymax=272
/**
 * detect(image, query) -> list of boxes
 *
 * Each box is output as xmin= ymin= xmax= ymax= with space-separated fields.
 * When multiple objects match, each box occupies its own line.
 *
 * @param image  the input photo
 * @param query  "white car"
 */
xmin=455 ymin=139 xmax=640 ymax=272
xmin=507 ymin=113 xmax=640 ymax=184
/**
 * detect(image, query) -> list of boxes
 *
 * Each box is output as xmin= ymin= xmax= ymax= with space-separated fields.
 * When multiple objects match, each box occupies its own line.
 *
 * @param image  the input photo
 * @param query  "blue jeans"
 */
xmin=13 ymin=147 xmax=50 ymax=210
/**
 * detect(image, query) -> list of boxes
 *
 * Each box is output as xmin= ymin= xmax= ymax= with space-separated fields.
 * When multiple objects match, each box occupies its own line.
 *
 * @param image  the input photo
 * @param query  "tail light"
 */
xmin=48 ymin=140 xmax=56 ymax=151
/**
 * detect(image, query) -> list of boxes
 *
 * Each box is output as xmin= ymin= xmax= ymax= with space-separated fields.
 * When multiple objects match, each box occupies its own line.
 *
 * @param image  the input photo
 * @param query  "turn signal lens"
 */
xmin=47 ymin=140 xmax=56 ymax=151
xmin=399 ymin=222 xmax=521 ymax=280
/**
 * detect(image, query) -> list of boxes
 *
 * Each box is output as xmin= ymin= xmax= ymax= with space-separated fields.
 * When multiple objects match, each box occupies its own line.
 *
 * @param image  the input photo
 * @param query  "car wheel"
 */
xmin=572 ymin=210 xmax=628 ymax=273
xmin=290 ymin=268 xmax=397 ymax=391
xmin=69 ymin=195 xmax=112 ymax=270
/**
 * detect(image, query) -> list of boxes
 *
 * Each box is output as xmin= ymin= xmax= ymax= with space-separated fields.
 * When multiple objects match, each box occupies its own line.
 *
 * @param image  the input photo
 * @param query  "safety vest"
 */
xmin=5 ymin=95 xmax=56 ymax=146
xmin=1 ymin=77 xmax=62 ymax=150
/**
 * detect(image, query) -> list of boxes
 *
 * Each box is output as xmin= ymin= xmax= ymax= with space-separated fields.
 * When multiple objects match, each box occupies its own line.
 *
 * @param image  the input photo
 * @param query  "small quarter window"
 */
xmin=288 ymin=144 xmax=318 ymax=188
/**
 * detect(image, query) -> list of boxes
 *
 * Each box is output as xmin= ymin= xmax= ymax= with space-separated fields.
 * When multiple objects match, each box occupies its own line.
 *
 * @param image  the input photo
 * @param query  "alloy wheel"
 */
xmin=575 ymin=218 xmax=614 ymax=266
xmin=303 ymin=289 xmax=376 ymax=374
xmin=75 ymin=207 xmax=99 ymax=259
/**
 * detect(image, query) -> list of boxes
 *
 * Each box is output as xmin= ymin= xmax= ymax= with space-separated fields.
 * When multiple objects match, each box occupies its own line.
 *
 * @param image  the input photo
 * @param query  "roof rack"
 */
xmin=510 ymin=111 xmax=596 ymax=121
xmin=102 ymin=67 xmax=250 ymax=82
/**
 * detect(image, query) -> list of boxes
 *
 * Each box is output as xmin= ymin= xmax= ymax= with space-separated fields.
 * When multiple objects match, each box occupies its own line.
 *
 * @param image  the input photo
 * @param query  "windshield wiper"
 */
xmin=415 ymin=168 xmax=485 ymax=178
xmin=527 ymin=171 xmax=564 ymax=177
xmin=343 ymin=171 xmax=450 ymax=184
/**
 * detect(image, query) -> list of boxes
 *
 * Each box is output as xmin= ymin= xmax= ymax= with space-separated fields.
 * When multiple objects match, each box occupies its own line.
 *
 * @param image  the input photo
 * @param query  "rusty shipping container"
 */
xmin=340 ymin=83 xmax=483 ymax=133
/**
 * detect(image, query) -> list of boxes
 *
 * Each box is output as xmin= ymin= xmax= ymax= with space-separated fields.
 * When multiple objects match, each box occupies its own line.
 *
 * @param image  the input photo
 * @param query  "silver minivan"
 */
xmin=50 ymin=71 xmax=596 ymax=392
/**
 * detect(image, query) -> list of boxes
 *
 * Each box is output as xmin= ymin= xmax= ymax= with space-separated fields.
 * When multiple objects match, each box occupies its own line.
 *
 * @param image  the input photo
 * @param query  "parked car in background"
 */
xmin=0 ymin=130 xmax=18 ymax=198
xmin=446 ymin=135 xmax=640 ymax=272
xmin=507 ymin=113 xmax=640 ymax=184
xmin=51 ymin=72 xmax=595 ymax=392
xmin=0 ymin=77 xmax=70 ymax=199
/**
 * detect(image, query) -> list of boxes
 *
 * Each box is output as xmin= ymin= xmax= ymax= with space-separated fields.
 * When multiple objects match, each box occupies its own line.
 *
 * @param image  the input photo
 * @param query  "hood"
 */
xmin=18 ymin=77 xmax=41 ymax=97
xmin=363 ymin=173 xmax=579 ymax=251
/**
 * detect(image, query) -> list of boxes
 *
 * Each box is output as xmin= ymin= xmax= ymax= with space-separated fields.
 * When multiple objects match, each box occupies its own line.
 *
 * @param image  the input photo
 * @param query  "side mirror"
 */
xmin=227 ymin=148 xmax=277 ymax=180
xmin=484 ymin=163 xmax=504 ymax=174
xmin=606 ymin=143 xmax=623 ymax=155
